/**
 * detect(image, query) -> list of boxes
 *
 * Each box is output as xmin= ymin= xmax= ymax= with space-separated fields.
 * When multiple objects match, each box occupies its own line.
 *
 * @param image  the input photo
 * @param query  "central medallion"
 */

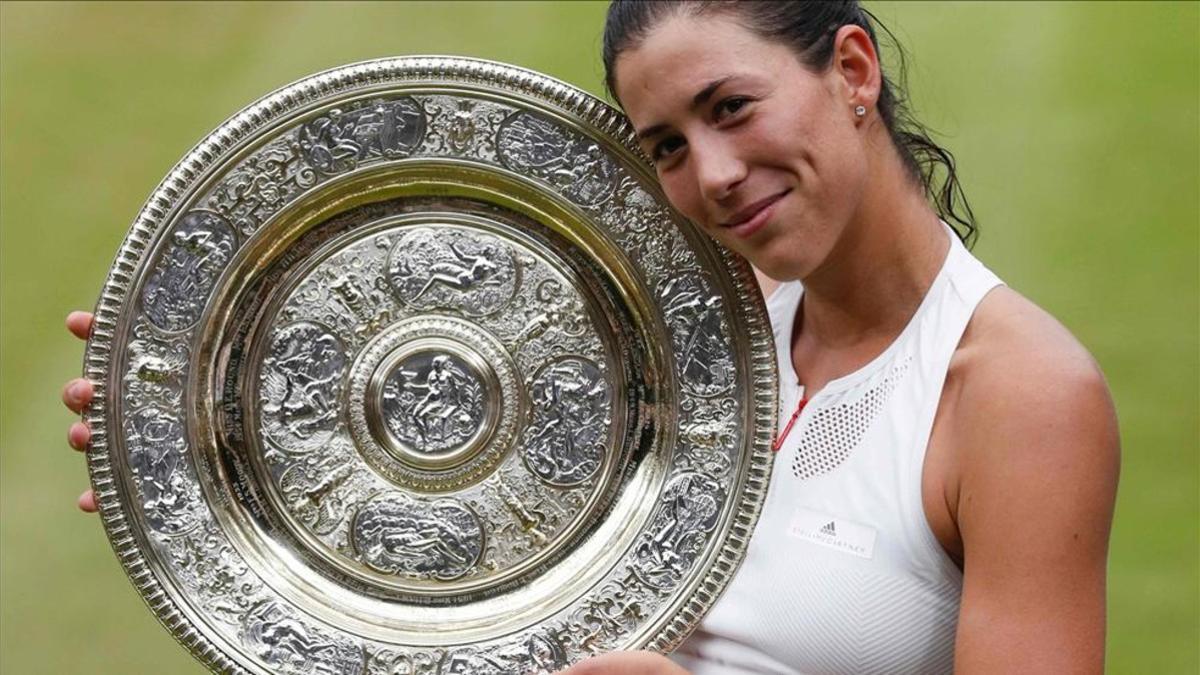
xmin=369 ymin=341 xmax=496 ymax=469
xmin=347 ymin=314 xmax=521 ymax=493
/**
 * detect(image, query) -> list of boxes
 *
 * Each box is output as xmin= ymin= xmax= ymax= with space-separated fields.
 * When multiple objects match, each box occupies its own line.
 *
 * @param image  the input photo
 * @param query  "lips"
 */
xmin=718 ymin=189 xmax=790 ymax=238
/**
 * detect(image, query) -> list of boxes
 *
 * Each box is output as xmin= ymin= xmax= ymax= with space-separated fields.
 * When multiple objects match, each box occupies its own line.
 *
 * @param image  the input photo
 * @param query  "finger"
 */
xmin=68 ymin=421 xmax=91 ymax=452
xmin=78 ymin=489 xmax=98 ymax=513
xmin=61 ymin=378 xmax=94 ymax=414
xmin=66 ymin=311 xmax=94 ymax=341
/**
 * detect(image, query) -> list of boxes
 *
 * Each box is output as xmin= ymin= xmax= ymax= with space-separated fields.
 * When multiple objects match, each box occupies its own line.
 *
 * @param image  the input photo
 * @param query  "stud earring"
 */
xmin=854 ymin=105 xmax=866 ymax=117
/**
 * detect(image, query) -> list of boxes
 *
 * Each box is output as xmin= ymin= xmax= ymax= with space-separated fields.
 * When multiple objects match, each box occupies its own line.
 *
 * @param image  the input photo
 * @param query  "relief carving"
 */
xmin=351 ymin=494 xmax=484 ymax=580
xmin=240 ymin=600 xmax=364 ymax=675
xmin=496 ymin=112 xmax=619 ymax=207
xmin=387 ymin=227 xmax=518 ymax=316
xmin=141 ymin=210 xmax=236 ymax=332
xmin=297 ymin=98 xmax=426 ymax=175
xmin=125 ymin=405 xmax=202 ymax=535
xmin=522 ymin=357 xmax=611 ymax=486
xmin=660 ymin=275 xmax=735 ymax=397
xmin=631 ymin=472 xmax=723 ymax=590
xmin=259 ymin=321 xmax=347 ymax=452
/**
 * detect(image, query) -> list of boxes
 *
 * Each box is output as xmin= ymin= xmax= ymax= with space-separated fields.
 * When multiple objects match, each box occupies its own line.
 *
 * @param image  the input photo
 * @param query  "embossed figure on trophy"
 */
xmin=126 ymin=406 xmax=199 ymax=533
xmin=387 ymin=228 xmax=517 ymax=315
xmin=440 ymin=649 xmax=509 ymax=675
xmin=378 ymin=518 xmax=472 ymax=566
xmin=128 ymin=407 xmax=181 ymax=478
xmin=441 ymin=633 xmax=566 ymax=675
xmin=524 ymin=359 xmax=609 ymax=485
xmin=447 ymin=100 xmax=479 ymax=153
xmin=358 ymin=514 xmax=472 ymax=572
xmin=244 ymin=602 xmax=357 ymax=675
xmin=142 ymin=211 xmax=236 ymax=331
xmin=352 ymin=496 xmax=483 ymax=578
xmin=330 ymin=273 xmax=370 ymax=322
xmin=270 ymin=333 xmax=342 ymax=439
xmin=281 ymin=459 xmax=355 ymax=534
xmin=354 ymin=102 xmax=406 ymax=158
xmin=681 ymin=413 xmax=737 ymax=477
xmin=413 ymin=242 xmax=502 ymax=300
xmin=661 ymin=277 xmax=733 ymax=394
xmin=524 ymin=633 xmax=569 ymax=675
xmin=298 ymin=98 xmax=426 ymax=176
xmin=300 ymin=110 xmax=362 ymax=174
xmin=175 ymin=227 xmax=228 ymax=272
xmin=549 ymin=144 xmax=599 ymax=187
xmin=496 ymin=112 xmax=617 ymax=205
xmin=396 ymin=357 xmax=469 ymax=447
xmin=641 ymin=473 xmax=720 ymax=577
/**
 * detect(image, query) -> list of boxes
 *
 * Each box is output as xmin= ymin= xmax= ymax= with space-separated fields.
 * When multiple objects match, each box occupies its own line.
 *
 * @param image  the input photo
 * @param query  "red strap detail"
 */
xmin=772 ymin=397 xmax=808 ymax=452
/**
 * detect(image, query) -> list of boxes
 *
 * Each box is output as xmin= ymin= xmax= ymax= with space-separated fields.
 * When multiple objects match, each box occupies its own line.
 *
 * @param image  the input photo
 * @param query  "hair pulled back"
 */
xmin=602 ymin=0 xmax=977 ymax=247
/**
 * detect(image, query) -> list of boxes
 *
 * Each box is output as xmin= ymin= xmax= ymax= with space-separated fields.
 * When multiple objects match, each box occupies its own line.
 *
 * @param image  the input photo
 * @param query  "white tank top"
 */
xmin=673 ymin=229 xmax=1002 ymax=674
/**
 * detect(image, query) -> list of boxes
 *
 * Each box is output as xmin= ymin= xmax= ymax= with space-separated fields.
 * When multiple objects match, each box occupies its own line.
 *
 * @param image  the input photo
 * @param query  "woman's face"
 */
xmin=614 ymin=14 xmax=873 ymax=281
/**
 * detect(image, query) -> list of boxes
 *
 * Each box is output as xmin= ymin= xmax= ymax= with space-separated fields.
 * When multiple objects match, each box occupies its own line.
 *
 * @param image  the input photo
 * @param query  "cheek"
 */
xmin=658 ymin=173 xmax=706 ymax=227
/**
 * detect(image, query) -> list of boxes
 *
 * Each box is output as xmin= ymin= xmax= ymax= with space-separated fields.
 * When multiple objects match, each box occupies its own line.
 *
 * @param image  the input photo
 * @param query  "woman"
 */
xmin=62 ymin=1 xmax=1120 ymax=673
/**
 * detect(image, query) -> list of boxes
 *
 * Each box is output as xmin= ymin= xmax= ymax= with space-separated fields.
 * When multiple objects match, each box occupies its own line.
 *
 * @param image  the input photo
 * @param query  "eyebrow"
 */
xmin=635 ymin=76 xmax=735 ymax=141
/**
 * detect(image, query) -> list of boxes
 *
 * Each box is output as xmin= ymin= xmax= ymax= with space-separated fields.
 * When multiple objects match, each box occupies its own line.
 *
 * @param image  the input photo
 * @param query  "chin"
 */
xmin=737 ymin=241 xmax=807 ymax=283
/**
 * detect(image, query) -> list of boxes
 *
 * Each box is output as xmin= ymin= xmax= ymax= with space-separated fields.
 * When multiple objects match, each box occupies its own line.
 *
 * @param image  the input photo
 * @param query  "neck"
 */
xmin=798 ymin=153 xmax=949 ymax=351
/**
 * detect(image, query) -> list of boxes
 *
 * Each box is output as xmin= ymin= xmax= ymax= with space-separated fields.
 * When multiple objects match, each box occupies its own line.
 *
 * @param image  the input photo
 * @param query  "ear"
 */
xmin=831 ymin=25 xmax=882 ymax=112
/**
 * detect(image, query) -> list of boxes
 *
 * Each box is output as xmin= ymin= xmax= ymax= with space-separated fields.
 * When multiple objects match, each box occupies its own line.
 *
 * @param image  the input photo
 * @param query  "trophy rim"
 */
xmin=82 ymin=55 xmax=778 ymax=674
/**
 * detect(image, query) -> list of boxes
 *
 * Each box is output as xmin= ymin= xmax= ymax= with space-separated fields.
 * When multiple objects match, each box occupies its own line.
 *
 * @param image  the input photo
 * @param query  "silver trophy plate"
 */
xmin=82 ymin=57 xmax=777 ymax=674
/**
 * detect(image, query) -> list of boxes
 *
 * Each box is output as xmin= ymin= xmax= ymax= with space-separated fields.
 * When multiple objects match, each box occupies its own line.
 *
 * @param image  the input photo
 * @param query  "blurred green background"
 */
xmin=1 ymin=1 xmax=1195 ymax=672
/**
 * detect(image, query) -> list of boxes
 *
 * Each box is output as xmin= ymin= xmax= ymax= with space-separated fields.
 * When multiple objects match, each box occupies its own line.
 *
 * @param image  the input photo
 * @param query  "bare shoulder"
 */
xmin=947 ymin=285 xmax=1120 ymax=500
xmin=953 ymin=285 xmax=1118 ymax=455
xmin=945 ymin=286 xmax=1120 ymax=671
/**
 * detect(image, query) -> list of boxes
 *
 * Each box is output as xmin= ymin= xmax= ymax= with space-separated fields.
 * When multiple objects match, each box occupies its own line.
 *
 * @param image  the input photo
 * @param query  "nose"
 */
xmin=691 ymin=136 xmax=747 ymax=203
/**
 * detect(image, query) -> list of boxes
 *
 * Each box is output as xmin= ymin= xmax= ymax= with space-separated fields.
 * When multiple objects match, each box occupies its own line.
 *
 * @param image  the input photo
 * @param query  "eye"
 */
xmin=652 ymin=135 xmax=686 ymax=163
xmin=714 ymin=97 xmax=751 ymax=122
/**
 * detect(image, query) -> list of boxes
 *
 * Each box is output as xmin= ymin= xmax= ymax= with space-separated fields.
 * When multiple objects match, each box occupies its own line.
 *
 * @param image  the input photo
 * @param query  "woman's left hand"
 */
xmin=556 ymin=650 xmax=689 ymax=675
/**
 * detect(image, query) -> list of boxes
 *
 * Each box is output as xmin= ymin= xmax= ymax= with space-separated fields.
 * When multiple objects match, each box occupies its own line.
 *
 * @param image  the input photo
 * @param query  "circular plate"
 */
xmin=82 ymin=57 xmax=777 ymax=674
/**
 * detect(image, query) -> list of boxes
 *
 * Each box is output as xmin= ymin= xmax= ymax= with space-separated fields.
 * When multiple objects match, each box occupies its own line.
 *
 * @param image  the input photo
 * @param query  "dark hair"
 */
xmin=602 ymin=0 xmax=977 ymax=247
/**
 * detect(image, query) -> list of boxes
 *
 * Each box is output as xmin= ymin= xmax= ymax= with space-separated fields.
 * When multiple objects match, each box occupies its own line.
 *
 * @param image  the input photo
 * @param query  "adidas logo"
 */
xmin=819 ymin=521 xmax=837 ymax=536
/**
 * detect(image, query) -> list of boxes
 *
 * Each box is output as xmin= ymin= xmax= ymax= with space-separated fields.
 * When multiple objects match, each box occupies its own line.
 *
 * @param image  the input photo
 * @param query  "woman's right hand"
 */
xmin=62 ymin=310 xmax=98 ymax=513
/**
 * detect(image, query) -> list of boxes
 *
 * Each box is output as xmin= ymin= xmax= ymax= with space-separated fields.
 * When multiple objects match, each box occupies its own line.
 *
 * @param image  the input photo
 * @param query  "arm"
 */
xmin=950 ymin=294 xmax=1120 ymax=673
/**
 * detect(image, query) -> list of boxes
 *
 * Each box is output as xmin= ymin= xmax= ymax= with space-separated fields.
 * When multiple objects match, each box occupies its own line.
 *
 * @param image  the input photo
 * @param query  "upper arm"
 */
xmin=951 ymin=296 xmax=1120 ymax=674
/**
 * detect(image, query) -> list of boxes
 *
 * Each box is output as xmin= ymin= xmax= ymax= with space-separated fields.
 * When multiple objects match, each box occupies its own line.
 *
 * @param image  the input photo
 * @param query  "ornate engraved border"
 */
xmin=82 ymin=56 xmax=777 ymax=672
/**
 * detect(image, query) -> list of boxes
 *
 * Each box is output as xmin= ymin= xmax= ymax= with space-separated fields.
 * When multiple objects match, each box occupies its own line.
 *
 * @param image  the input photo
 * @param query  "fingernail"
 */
xmin=70 ymin=382 xmax=87 ymax=401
